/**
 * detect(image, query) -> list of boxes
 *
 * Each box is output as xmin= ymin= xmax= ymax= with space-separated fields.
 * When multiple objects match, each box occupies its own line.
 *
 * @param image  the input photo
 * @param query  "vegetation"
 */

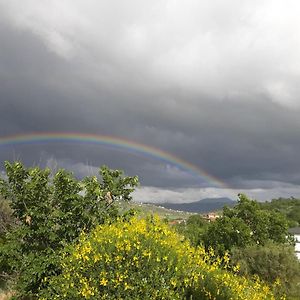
xmin=0 ymin=197 xmax=15 ymax=290
xmin=177 ymin=194 xmax=300 ymax=299
xmin=1 ymin=161 xmax=298 ymax=299
xmin=116 ymin=200 xmax=194 ymax=221
xmin=0 ymin=161 xmax=138 ymax=299
xmin=202 ymin=194 xmax=292 ymax=254
xmin=175 ymin=214 xmax=209 ymax=246
xmin=231 ymin=242 xmax=300 ymax=299
xmin=40 ymin=216 xmax=275 ymax=300
xmin=0 ymin=196 xmax=15 ymax=241
xmin=259 ymin=197 xmax=300 ymax=227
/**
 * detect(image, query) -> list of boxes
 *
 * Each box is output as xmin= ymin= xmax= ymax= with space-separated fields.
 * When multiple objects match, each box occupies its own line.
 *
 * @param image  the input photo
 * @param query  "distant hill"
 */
xmin=116 ymin=200 xmax=195 ymax=220
xmin=153 ymin=197 xmax=236 ymax=213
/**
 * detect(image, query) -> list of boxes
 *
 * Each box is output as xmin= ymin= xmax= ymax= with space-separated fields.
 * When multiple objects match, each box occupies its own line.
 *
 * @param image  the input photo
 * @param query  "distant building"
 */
xmin=288 ymin=227 xmax=300 ymax=260
xmin=296 ymin=235 xmax=300 ymax=260
xmin=203 ymin=213 xmax=219 ymax=222
xmin=169 ymin=218 xmax=186 ymax=225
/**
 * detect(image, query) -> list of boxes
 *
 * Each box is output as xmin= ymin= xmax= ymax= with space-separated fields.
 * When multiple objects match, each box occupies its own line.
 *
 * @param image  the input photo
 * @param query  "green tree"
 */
xmin=0 ymin=196 xmax=15 ymax=289
xmin=0 ymin=196 xmax=15 ymax=241
xmin=287 ymin=206 xmax=300 ymax=226
xmin=259 ymin=197 xmax=300 ymax=227
xmin=175 ymin=214 xmax=209 ymax=247
xmin=202 ymin=194 xmax=291 ymax=254
xmin=203 ymin=216 xmax=253 ymax=254
xmin=0 ymin=161 xmax=138 ymax=299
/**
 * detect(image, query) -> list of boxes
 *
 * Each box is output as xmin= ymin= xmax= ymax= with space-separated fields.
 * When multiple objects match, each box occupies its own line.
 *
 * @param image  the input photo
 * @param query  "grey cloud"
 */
xmin=1 ymin=1 xmax=300 ymax=202
xmin=133 ymin=184 xmax=300 ymax=203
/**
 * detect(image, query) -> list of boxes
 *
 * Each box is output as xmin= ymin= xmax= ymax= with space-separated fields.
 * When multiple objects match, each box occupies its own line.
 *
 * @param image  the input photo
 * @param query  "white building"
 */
xmin=295 ymin=234 xmax=300 ymax=260
xmin=288 ymin=228 xmax=300 ymax=260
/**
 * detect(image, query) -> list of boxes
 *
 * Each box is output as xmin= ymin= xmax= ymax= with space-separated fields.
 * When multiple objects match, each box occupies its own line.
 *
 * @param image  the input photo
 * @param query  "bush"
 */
xmin=231 ymin=242 xmax=300 ymax=299
xmin=41 ymin=216 xmax=276 ymax=300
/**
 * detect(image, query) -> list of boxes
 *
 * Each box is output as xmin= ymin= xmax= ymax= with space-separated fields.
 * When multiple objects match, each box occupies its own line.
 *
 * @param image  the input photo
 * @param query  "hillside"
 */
xmin=116 ymin=200 xmax=195 ymax=220
xmin=153 ymin=197 xmax=236 ymax=213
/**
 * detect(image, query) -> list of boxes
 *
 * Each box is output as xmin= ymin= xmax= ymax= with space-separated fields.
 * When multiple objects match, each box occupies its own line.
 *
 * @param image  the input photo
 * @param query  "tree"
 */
xmin=202 ymin=216 xmax=253 ymax=254
xmin=0 ymin=196 xmax=15 ymax=241
xmin=287 ymin=206 xmax=300 ymax=226
xmin=259 ymin=197 xmax=300 ymax=227
xmin=0 ymin=161 xmax=138 ymax=299
xmin=0 ymin=196 xmax=15 ymax=289
xmin=202 ymin=194 xmax=292 ymax=254
xmin=175 ymin=214 xmax=209 ymax=247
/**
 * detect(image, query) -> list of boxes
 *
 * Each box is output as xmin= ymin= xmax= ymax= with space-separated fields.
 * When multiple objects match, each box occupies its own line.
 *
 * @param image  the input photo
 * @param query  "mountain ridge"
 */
xmin=152 ymin=197 xmax=236 ymax=213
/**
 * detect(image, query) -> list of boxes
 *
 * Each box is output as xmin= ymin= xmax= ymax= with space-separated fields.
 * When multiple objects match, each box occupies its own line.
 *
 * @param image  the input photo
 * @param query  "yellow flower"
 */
xmin=53 ymin=215 xmax=277 ymax=300
xmin=170 ymin=278 xmax=177 ymax=287
xmin=100 ymin=278 xmax=108 ymax=286
xmin=94 ymin=253 xmax=102 ymax=262
xmin=124 ymin=282 xmax=131 ymax=291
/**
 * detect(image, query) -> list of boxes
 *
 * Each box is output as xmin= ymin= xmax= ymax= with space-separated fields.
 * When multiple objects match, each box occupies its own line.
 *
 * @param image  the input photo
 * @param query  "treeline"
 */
xmin=0 ymin=161 xmax=299 ymax=299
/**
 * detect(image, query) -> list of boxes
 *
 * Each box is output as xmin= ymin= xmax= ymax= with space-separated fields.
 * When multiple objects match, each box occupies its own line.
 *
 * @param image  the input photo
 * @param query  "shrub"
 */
xmin=41 ymin=216 xmax=276 ymax=300
xmin=231 ymin=242 xmax=300 ymax=299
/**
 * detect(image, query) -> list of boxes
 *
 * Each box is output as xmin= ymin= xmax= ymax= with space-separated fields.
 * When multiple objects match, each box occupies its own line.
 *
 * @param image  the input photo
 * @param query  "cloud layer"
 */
xmin=1 ymin=0 xmax=300 ymax=201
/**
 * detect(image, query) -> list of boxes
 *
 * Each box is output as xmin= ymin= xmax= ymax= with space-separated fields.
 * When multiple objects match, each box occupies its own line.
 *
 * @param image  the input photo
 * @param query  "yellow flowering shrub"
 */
xmin=40 ymin=216 xmax=276 ymax=300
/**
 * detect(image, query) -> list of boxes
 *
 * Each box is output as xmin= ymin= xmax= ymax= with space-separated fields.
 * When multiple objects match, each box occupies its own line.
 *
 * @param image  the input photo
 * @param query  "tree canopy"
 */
xmin=202 ymin=194 xmax=292 ymax=254
xmin=0 ymin=161 xmax=138 ymax=298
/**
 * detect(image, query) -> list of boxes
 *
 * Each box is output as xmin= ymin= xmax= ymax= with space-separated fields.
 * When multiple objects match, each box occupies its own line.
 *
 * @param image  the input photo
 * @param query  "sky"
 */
xmin=1 ymin=0 xmax=300 ymax=203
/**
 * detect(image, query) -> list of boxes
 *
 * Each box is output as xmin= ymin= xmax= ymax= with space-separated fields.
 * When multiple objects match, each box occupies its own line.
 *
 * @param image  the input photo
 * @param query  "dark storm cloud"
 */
xmin=1 ymin=0 xmax=300 ymax=201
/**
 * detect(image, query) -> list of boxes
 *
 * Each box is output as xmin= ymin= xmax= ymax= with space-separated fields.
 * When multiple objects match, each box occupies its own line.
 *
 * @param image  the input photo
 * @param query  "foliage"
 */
xmin=0 ymin=196 xmax=15 ymax=240
xmin=202 ymin=215 xmax=253 ymax=255
xmin=231 ymin=242 xmax=300 ymax=299
xmin=0 ymin=197 xmax=16 ymax=290
xmin=0 ymin=161 xmax=138 ymax=299
xmin=41 ymin=216 xmax=276 ymax=300
xmin=175 ymin=214 xmax=209 ymax=247
xmin=259 ymin=197 xmax=300 ymax=227
xmin=186 ymin=214 xmax=208 ymax=228
xmin=202 ymin=194 xmax=292 ymax=254
xmin=287 ymin=206 xmax=300 ymax=227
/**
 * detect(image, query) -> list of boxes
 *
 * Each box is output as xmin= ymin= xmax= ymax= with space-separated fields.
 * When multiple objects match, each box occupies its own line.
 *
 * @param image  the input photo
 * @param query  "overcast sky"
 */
xmin=1 ymin=0 xmax=300 ymax=203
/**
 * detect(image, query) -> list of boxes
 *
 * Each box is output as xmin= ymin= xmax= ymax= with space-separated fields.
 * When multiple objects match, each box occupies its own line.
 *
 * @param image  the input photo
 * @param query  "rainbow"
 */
xmin=0 ymin=132 xmax=227 ymax=188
